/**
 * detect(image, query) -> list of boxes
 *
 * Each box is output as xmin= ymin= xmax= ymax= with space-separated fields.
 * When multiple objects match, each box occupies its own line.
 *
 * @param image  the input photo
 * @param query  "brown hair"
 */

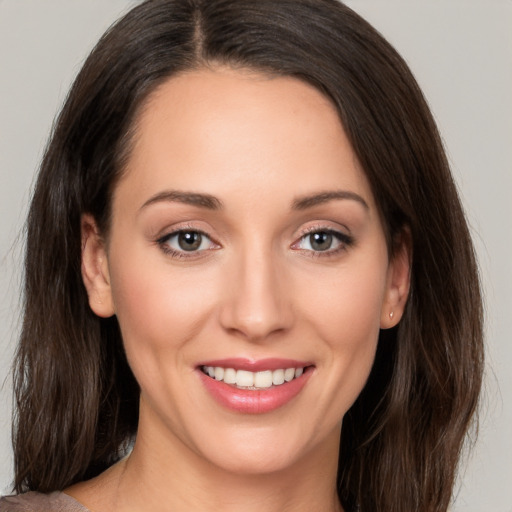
xmin=13 ymin=1 xmax=483 ymax=510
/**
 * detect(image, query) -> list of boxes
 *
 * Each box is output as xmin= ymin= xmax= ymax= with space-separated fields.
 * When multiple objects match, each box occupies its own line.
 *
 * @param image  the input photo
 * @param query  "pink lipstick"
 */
xmin=197 ymin=358 xmax=313 ymax=414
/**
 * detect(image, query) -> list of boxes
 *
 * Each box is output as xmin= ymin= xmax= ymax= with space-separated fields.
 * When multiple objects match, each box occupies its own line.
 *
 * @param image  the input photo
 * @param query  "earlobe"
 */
xmin=380 ymin=228 xmax=412 ymax=329
xmin=81 ymin=214 xmax=115 ymax=318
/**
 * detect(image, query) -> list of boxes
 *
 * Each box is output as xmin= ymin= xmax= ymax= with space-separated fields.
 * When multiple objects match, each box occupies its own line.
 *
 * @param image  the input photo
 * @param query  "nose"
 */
xmin=219 ymin=245 xmax=294 ymax=342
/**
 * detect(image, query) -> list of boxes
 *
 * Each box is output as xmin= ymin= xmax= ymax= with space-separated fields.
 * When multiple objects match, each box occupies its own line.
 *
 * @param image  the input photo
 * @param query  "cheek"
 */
xmin=107 ymin=251 xmax=216 ymax=376
xmin=303 ymin=259 xmax=388 ymax=344
xmin=297 ymin=255 xmax=389 ymax=411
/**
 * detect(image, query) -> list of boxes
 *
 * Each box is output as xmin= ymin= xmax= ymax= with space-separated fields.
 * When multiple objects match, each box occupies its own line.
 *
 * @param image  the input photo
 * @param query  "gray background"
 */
xmin=1 ymin=1 xmax=511 ymax=510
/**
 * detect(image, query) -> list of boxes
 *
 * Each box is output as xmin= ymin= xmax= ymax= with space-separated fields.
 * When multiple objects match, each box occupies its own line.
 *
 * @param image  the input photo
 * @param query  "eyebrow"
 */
xmin=139 ymin=188 xmax=368 ymax=212
xmin=140 ymin=190 xmax=223 ymax=211
xmin=292 ymin=190 xmax=369 ymax=210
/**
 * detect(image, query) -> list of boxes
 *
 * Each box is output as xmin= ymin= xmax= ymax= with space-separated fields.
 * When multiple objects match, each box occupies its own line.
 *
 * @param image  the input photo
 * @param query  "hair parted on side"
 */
xmin=13 ymin=1 xmax=484 ymax=511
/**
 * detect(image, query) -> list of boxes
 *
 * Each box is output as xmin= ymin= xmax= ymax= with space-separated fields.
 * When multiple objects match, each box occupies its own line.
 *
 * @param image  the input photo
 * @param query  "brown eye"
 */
xmin=309 ymin=232 xmax=333 ymax=251
xmin=158 ymin=229 xmax=217 ymax=256
xmin=178 ymin=231 xmax=203 ymax=251
xmin=292 ymin=228 xmax=353 ymax=255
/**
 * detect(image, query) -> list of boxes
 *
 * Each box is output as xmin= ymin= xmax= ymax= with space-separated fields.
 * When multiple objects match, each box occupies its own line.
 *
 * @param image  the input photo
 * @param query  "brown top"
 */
xmin=0 ymin=491 xmax=90 ymax=512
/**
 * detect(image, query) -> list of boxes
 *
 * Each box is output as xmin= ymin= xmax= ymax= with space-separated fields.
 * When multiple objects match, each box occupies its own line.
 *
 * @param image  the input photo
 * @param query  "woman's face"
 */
xmin=83 ymin=67 xmax=409 ymax=476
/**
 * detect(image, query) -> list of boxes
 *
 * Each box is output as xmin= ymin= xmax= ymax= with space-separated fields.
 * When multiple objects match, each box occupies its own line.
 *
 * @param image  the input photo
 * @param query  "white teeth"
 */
xmin=223 ymin=368 xmax=237 ymax=384
xmin=236 ymin=370 xmax=254 ymax=387
xmin=284 ymin=368 xmax=295 ymax=382
xmin=272 ymin=369 xmax=285 ymax=385
xmin=254 ymin=370 xmax=273 ymax=388
xmin=203 ymin=365 xmax=306 ymax=388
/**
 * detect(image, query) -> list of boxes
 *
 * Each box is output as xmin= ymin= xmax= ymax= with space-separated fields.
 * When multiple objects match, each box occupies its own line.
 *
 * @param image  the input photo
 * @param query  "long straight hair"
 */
xmin=13 ymin=1 xmax=484 ymax=510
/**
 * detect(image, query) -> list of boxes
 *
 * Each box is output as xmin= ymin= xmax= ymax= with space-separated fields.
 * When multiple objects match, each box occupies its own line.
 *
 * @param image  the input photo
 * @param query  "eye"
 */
xmin=158 ymin=230 xmax=217 ymax=255
xmin=293 ymin=229 xmax=353 ymax=254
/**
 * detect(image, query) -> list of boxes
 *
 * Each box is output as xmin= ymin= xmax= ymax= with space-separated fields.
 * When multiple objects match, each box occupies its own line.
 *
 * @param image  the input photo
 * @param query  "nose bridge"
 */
xmin=220 ymin=237 xmax=292 ymax=341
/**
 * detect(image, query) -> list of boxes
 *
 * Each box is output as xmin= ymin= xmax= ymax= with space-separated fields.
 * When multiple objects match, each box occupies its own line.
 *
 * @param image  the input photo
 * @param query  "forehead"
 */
xmin=113 ymin=67 xmax=376 ymax=213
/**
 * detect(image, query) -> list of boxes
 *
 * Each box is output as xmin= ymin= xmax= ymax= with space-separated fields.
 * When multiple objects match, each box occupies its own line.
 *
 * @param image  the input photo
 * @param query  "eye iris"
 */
xmin=310 ymin=231 xmax=332 ymax=251
xmin=178 ymin=232 xmax=202 ymax=251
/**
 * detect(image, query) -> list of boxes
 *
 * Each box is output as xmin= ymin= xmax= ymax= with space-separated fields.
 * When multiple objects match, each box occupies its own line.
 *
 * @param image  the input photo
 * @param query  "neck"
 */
xmin=122 ymin=454 xmax=342 ymax=512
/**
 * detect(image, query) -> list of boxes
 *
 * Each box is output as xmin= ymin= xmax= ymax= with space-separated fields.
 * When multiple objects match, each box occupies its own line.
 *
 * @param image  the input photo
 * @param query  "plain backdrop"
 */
xmin=0 ymin=1 xmax=511 ymax=511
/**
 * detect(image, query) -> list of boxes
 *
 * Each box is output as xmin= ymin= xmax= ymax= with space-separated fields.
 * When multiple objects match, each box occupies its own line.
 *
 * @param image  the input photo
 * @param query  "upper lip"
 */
xmin=197 ymin=357 xmax=313 ymax=372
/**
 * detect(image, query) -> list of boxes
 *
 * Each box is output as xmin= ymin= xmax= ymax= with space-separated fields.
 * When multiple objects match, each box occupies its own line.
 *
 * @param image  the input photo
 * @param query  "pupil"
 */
xmin=178 ymin=232 xmax=202 ymax=251
xmin=311 ymin=232 xmax=332 ymax=251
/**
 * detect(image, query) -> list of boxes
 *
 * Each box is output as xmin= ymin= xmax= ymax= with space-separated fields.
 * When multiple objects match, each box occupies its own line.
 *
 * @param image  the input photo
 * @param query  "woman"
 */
xmin=1 ymin=0 xmax=483 ymax=511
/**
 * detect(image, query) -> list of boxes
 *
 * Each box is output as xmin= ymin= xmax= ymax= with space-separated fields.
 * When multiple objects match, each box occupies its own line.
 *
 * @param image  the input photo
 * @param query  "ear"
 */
xmin=380 ymin=228 xmax=412 ymax=329
xmin=81 ymin=214 xmax=115 ymax=318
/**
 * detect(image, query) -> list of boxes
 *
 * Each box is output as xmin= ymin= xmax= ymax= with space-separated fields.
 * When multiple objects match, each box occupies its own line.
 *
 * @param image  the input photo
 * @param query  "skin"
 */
xmin=74 ymin=67 xmax=410 ymax=512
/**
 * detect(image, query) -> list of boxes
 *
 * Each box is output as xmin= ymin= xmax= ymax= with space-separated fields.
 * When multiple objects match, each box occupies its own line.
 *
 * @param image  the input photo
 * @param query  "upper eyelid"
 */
xmin=295 ymin=223 xmax=352 ymax=239
xmin=155 ymin=221 xmax=215 ymax=241
xmin=157 ymin=226 xmax=210 ymax=241
xmin=296 ymin=228 xmax=351 ymax=243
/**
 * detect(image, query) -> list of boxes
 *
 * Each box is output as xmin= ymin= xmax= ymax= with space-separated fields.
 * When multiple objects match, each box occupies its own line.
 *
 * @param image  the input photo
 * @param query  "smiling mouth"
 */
xmin=200 ymin=365 xmax=308 ymax=390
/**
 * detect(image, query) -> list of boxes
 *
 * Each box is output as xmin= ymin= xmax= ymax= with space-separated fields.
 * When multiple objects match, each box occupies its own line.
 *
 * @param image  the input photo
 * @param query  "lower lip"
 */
xmin=198 ymin=368 xmax=312 ymax=414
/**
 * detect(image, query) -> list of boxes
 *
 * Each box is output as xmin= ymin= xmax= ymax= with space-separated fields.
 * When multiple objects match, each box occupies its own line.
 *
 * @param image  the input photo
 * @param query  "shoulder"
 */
xmin=0 ymin=491 xmax=90 ymax=512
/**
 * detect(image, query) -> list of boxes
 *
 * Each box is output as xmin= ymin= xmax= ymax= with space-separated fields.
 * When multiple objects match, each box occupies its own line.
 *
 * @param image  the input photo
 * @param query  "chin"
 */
xmin=203 ymin=443 xmax=306 ymax=476
xmin=187 ymin=419 xmax=340 ymax=478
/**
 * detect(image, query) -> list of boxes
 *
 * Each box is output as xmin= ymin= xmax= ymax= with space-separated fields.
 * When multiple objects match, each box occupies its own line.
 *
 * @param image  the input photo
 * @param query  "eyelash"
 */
xmin=156 ymin=227 xmax=218 ymax=259
xmin=155 ymin=226 xmax=354 ymax=260
xmin=292 ymin=227 xmax=354 ymax=257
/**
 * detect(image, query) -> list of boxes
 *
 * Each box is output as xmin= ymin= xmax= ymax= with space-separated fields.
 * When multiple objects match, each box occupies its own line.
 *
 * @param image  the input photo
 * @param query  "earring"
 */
xmin=389 ymin=311 xmax=394 ymax=319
